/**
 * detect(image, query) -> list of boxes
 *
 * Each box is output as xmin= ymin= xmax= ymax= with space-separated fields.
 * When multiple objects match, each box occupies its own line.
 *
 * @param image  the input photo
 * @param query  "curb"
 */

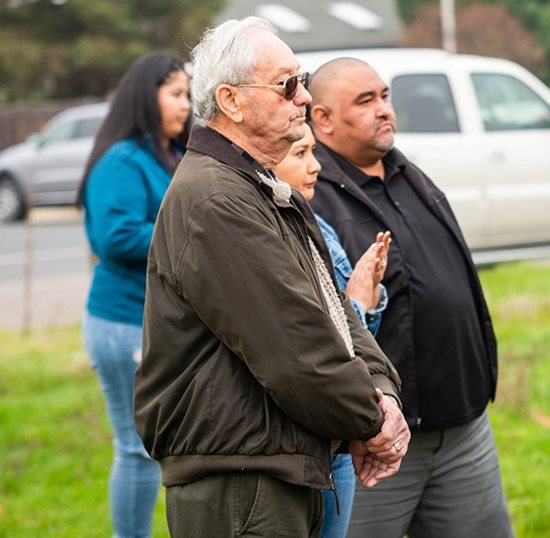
xmin=29 ymin=207 xmax=82 ymax=225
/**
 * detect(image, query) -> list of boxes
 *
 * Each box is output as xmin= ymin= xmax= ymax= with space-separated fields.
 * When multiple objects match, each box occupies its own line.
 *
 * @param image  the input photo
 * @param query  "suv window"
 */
xmin=471 ymin=73 xmax=550 ymax=131
xmin=391 ymin=74 xmax=460 ymax=133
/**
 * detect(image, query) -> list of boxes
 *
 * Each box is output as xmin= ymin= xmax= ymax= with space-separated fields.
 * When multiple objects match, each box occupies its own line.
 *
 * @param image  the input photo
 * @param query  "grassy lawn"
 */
xmin=478 ymin=261 xmax=550 ymax=537
xmin=1 ymin=261 xmax=549 ymax=536
xmin=0 ymin=327 xmax=170 ymax=537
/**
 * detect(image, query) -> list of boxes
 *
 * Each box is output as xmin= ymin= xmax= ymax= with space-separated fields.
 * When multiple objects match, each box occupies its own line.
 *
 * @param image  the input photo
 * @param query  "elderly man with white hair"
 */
xmin=134 ymin=17 xmax=409 ymax=537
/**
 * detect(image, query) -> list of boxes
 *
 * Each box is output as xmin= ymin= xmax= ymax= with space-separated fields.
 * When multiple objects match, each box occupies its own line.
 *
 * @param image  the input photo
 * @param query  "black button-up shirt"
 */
xmin=324 ymin=147 xmax=491 ymax=429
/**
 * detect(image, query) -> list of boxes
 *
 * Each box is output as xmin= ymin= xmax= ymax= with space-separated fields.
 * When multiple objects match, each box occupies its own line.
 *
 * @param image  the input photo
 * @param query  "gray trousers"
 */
xmin=347 ymin=410 xmax=514 ymax=538
xmin=166 ymin=471 xmax=324 ymax=537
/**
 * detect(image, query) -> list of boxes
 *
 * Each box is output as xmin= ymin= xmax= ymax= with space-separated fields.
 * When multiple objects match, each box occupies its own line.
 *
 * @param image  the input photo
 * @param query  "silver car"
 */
xmin=0 ymin=102 xmax=108 ymax=222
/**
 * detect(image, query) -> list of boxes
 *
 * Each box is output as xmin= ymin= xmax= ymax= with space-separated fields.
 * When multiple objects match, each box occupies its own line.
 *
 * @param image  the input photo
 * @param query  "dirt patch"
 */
xmin=531 ymin=408 xmax=550 ymax=428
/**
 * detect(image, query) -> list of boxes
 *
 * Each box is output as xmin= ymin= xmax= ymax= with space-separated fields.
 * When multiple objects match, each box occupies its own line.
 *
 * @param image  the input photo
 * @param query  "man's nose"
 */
xmin=377 ymin=99 xmax=394 ymax=117
xmin=294 ymin=84 xmax=312 ymax=106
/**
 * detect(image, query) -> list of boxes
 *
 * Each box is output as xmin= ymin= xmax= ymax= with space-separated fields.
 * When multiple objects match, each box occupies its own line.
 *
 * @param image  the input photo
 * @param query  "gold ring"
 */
xmin=394 ymin=441 xmax=402 ymax=452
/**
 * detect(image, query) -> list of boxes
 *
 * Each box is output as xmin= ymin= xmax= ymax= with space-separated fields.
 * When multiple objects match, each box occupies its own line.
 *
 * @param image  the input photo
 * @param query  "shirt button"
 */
xmin=394 ymin=201 xmax=400 ymax=206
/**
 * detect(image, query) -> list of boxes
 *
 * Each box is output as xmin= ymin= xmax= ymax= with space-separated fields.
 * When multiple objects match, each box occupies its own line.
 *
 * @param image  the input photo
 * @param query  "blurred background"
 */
xmin=1 ymin=0 xmax=549 ymax=331
xmin=0 ymin=2 xmax=549 ymax=536
xmin=1 ymin=0 xmax=549 ymax=151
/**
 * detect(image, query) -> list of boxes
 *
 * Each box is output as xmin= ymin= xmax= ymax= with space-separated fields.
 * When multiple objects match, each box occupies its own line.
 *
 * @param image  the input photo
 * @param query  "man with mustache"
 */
xmin=309 ymin=58 xmax=514 ymax=538
xmin=134 ymin=20 xmax=409 ymax=537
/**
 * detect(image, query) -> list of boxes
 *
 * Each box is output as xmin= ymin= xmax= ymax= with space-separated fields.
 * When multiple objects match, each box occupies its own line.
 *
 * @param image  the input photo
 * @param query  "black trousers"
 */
xmin=166 ymin=471 xmax=323 ymax=537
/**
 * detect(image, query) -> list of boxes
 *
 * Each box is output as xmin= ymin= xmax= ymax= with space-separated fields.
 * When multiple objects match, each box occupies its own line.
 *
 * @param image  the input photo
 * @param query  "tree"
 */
xmin=397 ymin=0 xmax=550 ymax=85
xmin=0 ymin=0 xmax=226 ymax=102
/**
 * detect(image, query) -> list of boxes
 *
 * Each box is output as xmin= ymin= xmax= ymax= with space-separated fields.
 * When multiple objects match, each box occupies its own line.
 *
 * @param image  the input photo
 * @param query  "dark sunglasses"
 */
xmin=238 ymin=72 xmax=311 ymax=101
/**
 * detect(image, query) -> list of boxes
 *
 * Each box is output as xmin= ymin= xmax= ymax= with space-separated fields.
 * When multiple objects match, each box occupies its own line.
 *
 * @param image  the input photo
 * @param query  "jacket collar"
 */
xmin=188 ymin=124 xmax=333 ymax=265
xmin=314 ymin=141 xmax=394 ymax=229
xmin=187 ymin=123 xmax=258 ymax=175
xmin=187 ymin=123 xmax=296 ymax=208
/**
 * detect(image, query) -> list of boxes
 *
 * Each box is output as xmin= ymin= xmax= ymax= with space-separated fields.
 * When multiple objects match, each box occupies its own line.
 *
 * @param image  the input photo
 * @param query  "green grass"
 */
xmin=478 ymin=261 xmax=550 ymax=537
xmin=1 ymin=261 xmax=549 ymax=536
xmin=0 ymin=329 xmax=169 ymax=537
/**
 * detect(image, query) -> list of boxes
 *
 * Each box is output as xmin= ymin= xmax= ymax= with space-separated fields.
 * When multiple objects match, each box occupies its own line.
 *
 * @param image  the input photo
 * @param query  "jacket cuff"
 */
xmin=370 ymin=373 xmax=402 ymax=409
xmin=367 ymin=283 xmax=388 ymax=315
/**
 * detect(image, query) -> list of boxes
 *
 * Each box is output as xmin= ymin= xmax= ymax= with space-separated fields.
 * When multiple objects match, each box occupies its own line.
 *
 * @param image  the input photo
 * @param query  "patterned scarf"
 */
xmin=258 ymin=171 xmax=355 ymax=358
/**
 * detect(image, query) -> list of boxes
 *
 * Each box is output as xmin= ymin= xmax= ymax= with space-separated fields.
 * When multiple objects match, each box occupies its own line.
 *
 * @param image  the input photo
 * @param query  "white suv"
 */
xmin=297 ymin=48 xmax=550 ymax=264
xmin=0 ymin=102 xmax=108 ymax=222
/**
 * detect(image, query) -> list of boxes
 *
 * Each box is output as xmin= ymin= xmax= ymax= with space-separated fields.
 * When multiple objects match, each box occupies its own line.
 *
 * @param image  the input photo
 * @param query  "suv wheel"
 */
xmin=0 ymin=174 xmax=27 ymax=222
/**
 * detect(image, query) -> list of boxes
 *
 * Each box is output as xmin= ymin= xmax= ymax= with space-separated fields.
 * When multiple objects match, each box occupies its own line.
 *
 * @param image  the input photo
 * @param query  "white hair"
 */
xmin=191 ymin=16 xmax=278 ymax=122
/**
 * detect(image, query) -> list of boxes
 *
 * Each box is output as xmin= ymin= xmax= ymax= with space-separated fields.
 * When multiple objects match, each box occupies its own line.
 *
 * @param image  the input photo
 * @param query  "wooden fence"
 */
xmin=0 ymin=98 xmax=102 ymax=151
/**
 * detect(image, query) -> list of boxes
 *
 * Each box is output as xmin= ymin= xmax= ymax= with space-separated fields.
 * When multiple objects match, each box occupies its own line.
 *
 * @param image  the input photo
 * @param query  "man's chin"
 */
xmin=376 ymin=136 xmax=395 ymax=153
xmin=288 ymin=124 xmax=306 ymax=143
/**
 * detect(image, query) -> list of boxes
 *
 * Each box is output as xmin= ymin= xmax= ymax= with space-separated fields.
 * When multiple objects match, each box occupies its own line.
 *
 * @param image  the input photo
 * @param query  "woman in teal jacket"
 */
xmin=77 ymin=52 xmax=191 ymax=538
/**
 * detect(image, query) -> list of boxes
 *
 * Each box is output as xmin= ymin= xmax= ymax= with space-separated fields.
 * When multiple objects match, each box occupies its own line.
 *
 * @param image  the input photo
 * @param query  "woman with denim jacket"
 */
xmin=275 ymin=123 xmax=391 ymax=538
xmin=76 ymin=52 xmax=191 ymax=538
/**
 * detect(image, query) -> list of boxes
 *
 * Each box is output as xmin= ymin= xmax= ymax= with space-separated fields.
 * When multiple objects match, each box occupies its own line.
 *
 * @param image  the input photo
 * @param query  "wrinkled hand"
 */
xmin=348 ymin=441 xmax=403 ymax=488
xmin=365 ymin=389 xmax=410 ymax=463
xmin=348 ymin=388 xmax=410 ymax=488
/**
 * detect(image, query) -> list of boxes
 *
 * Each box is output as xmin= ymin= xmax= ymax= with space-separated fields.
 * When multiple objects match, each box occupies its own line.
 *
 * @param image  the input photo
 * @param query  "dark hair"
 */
xmin=77 ymin=51 xmax=190 ymax=205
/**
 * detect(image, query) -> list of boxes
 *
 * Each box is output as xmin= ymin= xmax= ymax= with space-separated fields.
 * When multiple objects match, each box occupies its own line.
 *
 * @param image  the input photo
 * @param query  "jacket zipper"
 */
xmin=329 ymin=472 xmax=340 ymax=516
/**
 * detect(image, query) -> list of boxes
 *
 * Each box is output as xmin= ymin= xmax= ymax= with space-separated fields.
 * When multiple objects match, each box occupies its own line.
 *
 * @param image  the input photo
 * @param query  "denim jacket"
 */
xmin=315 ymin=214 xmax=388 ymax=335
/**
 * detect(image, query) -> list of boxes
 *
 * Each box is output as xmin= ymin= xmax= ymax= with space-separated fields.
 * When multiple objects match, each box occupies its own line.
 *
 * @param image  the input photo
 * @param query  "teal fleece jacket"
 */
xmin=83 ymin=136 xmax=178 ymax=325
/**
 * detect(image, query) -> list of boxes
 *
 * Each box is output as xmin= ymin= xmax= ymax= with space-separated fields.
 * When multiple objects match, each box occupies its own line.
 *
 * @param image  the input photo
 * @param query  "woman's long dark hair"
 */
xmin=77 ymin=51 xmax=191 ymax=205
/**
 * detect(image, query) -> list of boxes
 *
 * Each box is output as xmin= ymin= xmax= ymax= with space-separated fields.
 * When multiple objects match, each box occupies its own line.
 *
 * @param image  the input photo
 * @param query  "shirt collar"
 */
xmin=325 ymin=146 xmax=407 ymax=187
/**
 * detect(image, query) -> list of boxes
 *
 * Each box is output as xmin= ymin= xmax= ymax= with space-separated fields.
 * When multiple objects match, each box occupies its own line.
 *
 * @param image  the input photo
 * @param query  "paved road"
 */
xmin=0 ymin=207 xmax=90 ymax=331
xmin=3 ymin=208 xmax=548 ymax=333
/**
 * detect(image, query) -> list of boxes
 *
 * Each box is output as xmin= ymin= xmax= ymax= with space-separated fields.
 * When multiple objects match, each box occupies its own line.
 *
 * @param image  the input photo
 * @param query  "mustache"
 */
xmin=378 ymin=121 xmax=396 ymax=131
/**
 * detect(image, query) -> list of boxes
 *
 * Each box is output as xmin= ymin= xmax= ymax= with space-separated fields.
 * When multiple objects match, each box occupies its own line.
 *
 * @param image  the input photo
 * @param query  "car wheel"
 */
xmin=0 ymin=174 xmax=27 ymax=222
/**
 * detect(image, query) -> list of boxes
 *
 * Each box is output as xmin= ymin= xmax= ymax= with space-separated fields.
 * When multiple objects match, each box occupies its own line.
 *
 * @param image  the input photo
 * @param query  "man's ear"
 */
xmin=215 ymin=84 xmax=244 ymax=123
xmin=310 ymin=104 xmax=333 ymax=136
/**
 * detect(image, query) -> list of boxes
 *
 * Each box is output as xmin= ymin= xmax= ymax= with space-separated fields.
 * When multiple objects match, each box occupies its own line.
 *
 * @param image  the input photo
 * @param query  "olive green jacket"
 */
xmin=134 ymin=125 xmax=400 ymax=490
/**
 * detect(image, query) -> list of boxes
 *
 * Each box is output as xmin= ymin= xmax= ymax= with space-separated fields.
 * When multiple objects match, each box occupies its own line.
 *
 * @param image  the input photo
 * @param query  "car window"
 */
xmin=40 ymin=120 xmax=77 ymax=145
xmin=74 ymin=117 xmax=103 ymax=139
xmin=471 ymin=73 xmax=550 ymax=131
xmin=390 ymin=74 xmax=460 ymax=133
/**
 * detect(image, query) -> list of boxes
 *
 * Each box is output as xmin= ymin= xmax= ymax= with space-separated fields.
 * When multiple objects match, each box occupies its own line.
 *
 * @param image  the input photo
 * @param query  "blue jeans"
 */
xmin=321 ymin=453 xmax=355 ymax=538
xmin=83 ymin=313 xmax=160 ymax=538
